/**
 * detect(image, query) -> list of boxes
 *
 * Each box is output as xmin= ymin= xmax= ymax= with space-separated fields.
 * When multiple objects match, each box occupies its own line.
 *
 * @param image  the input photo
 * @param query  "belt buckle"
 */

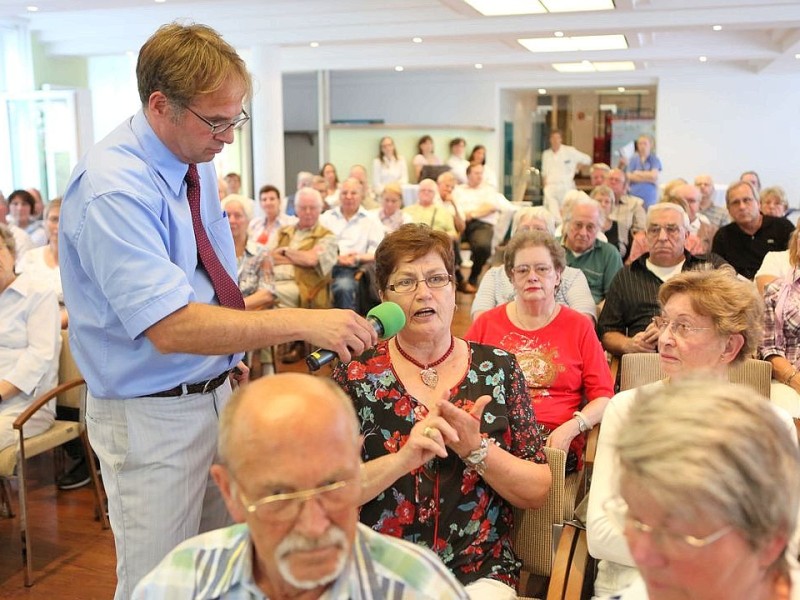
xmin=201 ymin=376 xmax=217 ymax=395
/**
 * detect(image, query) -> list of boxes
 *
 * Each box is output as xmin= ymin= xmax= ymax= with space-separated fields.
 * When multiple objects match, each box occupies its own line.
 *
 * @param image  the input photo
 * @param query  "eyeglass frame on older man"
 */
xmin=184 ymin=105 xmax=250 ymax=136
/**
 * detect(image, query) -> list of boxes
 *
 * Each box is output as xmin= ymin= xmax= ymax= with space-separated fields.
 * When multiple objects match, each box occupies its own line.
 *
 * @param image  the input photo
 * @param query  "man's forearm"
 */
xmin=601 ymin=331 xmax=632 ymax=356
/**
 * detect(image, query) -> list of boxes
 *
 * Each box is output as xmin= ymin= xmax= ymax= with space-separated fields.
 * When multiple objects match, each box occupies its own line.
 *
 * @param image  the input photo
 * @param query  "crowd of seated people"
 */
xmin=8 ymin=147 xmax=800 ymax=600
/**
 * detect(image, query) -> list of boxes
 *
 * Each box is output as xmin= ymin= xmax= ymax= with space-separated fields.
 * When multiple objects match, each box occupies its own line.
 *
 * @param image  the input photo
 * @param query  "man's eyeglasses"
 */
xmin=185 ymin=105 xmax=250 ymax=136
xmin=569 ymin=220 xmax=598 ymax=234
xmin=603 ymin=496 xmax=732 ymax=559
xmin=646 ymin=224 xmax=683 ymax=237
xmin=388 ymin=273 xmax=453 ymax=294
xmin=238 ymin=476 xmax=360 ymax=523
xmin=651 ymin=315 xmax=712 ymax=339
xmin=510 ymin=264 xmax=554 ymax=278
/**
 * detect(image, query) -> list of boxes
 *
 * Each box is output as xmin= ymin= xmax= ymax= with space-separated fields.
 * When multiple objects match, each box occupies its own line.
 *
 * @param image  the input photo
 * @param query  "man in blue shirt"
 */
xmin=59 ymin=23 xmax=375 ymax=599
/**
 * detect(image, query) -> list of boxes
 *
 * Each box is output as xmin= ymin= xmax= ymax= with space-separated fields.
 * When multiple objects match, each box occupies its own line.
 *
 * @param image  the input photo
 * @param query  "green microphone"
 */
xmin=305 ymin=302 xmax=406 ymax=371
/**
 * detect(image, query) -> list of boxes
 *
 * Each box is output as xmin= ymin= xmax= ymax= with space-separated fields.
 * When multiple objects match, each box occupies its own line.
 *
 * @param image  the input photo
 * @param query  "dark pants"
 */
xmin=462 ymin=220 xmax=494 ymax=285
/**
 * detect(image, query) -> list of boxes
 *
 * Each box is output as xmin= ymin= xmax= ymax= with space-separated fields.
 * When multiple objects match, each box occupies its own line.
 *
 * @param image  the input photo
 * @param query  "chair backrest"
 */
xmin=620 ymin=353 xmax=772 ymax=397
xmin=57 ymin=330 xmax=85 ymax=410
xmin=513 ymin=445 xmax=566 ymax=577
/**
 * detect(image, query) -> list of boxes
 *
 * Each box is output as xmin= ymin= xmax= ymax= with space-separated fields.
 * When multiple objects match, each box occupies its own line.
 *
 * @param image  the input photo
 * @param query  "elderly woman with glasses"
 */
xmin=605 ymin=379 xmax=800 ymax=600
xmin=587 ymin=267 xmax=768 ymax=597
xmin=471 ymin=206 xmax=595 ymax=321
xmin=332 ymin=224 xmax=551 ymax=599
xmin=466 ymin=230 xmax=613 ymax=473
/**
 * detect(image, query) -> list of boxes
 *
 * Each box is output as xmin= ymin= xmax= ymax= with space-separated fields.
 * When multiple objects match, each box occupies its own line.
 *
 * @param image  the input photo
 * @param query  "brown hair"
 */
xmin=374 ymin=224 xmax=454 ymax=292
xmin=137 ymin=23 xmax=251 ymax=108
xmin=658 ymin=267 xmax=763 ymax=364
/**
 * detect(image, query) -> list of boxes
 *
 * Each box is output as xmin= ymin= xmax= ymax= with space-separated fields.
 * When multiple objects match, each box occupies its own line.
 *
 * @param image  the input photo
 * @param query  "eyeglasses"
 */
xmin=238 ymin=476 xmax=360 ymax=523
xmin=185 ymin=105 xmax=250 ymax=136
xmin=651 ymin=316 xmax=712 ymax=339
xmin=511 ymin=264 xmax=554 ymax=278
xmin=388 ymin=273 xmax=452 ymax=293
xmin=646 ymin=224 xmax=683 ymax=237
xmin=603 ymin=496 xmax=733 ymax=559
xmin=569 ymin=220 xmax=598 ymax=234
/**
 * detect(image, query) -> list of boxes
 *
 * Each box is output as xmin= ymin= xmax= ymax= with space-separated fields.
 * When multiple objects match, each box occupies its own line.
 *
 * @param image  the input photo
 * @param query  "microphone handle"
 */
xmin=305 ymin=315 xmax=384 ymax=371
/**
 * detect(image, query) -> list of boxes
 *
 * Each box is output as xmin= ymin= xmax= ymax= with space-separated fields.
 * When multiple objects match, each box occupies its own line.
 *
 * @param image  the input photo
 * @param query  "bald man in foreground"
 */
xmin=133 ymin=374 xmax=468 ymax=600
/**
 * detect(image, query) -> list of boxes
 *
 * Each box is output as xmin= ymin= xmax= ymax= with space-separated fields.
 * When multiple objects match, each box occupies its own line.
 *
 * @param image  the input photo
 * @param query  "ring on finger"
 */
xmin=423 ymin=426 xmax=438 ymax=439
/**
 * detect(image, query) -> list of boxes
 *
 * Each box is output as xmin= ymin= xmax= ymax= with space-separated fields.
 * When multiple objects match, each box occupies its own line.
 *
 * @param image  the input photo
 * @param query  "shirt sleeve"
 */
xmin=397 ymin=157 xmax=409 ymax=186
xmin=471 ymin=267 xmax=502 ymax=317
xmin=586 ymin=392 xmax=636 ymax=567
xmin=759 ymin=282 xmax=785 ymax=359
xmin=317 ymin=234 xmax=339 ymax=276
xmin=561 ymin=268 xmax=596 ymax=320
xmin=597 ymin=272 xmax=629 ymax=339
xmin=4 ymin=286 xmax=60 ymax=395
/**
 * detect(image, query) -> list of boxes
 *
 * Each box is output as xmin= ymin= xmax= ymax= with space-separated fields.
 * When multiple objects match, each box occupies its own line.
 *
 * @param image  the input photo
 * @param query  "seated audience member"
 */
xmin=471 ymin=207 xmax=595 ymax=321
xmin=332 ymin=225 xmax=550 ymax=599
xmin=605 ymin=168 xmax=646 ymax=258
xmin=372 ymin=182 xmax=411 ymax=234
xmin=712 ymin=181 xmax=793 ymax=279
xmin=602 ymin=380 xmax=799 ymax=600
xmin=223 ymin=172 xmax=241 ymax=196
xmin=436 ymin=171 xmax=468 ymax=289
xmin=561 ymin=196 xmax=623 ymax=306
xmin=0 ymin=190 xmax=6 ymax=221
xmin=759 ymin=223 xmax=800 ymax=417
xmin=590 ymin=162 xmax=611 ymax=187
xmin=404 ymin=178 xmax=457 ymax=239
xmin=284 ymin=170 xmax=313 ymax=217
xmin=761 ymin=185 xmax=790 ymax=219
xmin=676 ymin=182 xmax=715 ymax=253
xmin=412 ymin=134 xmax=442 ymax=182
xmin=320 ymin=162 xmax=340 ymax=208
xmin=599 ymin=203 xmax=727 ymax=356
xmin=590 ymin=185 xmax=626 ymax=258
xmin=626 ymin=194 xmax=708 ymax=263
xmin=248 ymin=185 xmax=297 ymax=246
xmin=0 ymin=224 xmax=61 ymax=452
xmin=18 ymin=198 xmax=68 ymax=329
xmin=133 ymin=374 xmax=469 ymax=600
xmin=468 ymin=144 xmax=498 ymax=190
xmin=587 ymin=268 xmax=772 ymax=597
xmin=349 ymin=164 xmax=378 ymax=210
xmin=741 ymin=169 xmax=762 ymax=193
xmin=466 ymin=230 xmax=612 ymax=474
xmin=7 ymin=189 xmax=46 ymax=247
xmin=453 ymin=163 xmax=506 ymax=293
xmin=446 ymin=137 xmax=469 ymax=184
xmin=310 ymin=175 xmax=328 ymax=206
xmin=695 ymin=173 xmax=730 ymax=228
xmin=268 ymin=188 xmax=337 ymax=310
xmin=221 ymin=195 xmax=274 ymax=311
xmin=318 ymin=178 xmax=384 ymax=312
xmin=372 ymin=136 xmax=408 ymax=196
xmin=755 ymin=220 xmax=797 ymax=294
xmin=27 ymin=187 xmax=44 ymax=220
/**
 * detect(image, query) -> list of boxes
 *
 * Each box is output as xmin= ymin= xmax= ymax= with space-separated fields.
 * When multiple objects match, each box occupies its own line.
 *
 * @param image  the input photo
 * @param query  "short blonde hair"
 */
xmin=618 ymin=379 xmax=800 ymax=576
xmin=658 ymin=268 xmax=763 ymax=363
xmin=761 ymin=186 xmax=788 ymax=211
xmin=220 ymin=194 xmax=254 ymax=221
xmin=511 ymin=206 xmax=555 ymax=236
xmin=504 ymin=230 xmax=566 ymax=280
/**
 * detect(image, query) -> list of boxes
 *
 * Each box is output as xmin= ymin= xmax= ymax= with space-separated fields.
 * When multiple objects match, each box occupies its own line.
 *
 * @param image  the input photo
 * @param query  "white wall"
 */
xmin=656 ymin=72 xmax=800 ymax=206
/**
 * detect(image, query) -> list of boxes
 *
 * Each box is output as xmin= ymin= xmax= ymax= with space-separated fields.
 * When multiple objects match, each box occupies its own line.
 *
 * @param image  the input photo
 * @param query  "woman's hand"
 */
xmin=546 ymin=418 xmax=581 ymax=452
xmin=437 ymin=394 xmax=491 ymax=457
xmin=397 ymin=404 xmax=459 ymax=472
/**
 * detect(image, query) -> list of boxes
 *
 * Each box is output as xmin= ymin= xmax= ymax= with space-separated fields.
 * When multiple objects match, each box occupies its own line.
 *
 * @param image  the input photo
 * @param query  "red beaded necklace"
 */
xmin=394 ymin=335 xmax=455 ymax=388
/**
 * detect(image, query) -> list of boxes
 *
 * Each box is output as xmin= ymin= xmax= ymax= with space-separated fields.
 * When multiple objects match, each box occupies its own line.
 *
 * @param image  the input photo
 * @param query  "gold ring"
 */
xmin=423 ymin=426 xmax=438 ymax=439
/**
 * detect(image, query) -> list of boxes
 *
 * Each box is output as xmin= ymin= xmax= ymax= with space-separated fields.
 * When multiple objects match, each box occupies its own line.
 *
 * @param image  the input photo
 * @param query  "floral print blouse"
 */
xmin=332 ymin=340 xmax=547 ymax=589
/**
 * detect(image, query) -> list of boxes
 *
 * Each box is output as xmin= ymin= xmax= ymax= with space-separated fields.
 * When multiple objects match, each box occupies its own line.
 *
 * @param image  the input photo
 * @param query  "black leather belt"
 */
xmin=144 ymin=370 xmax=231 ymax=398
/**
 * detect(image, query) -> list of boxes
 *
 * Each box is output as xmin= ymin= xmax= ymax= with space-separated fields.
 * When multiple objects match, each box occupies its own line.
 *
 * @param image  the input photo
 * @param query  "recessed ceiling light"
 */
xmin=518 ymin=34 xmax=628 ymax=53
xmin=618 ymin=86 xmax=626 ymax=92
xmin=395 ymin=66 xmax=404 ymax=72
xmin=553 ymin=60 xmax=635 ymax=72
xmin=26 ymin=5 xmax=38 ymax=11
xmin=412 ymin=37 xmax=423 ymax=43
xmin=554 ymin=31 xmax=564 ymax=38
xmin=538 ymin=88 xmax=547 ymax=94
xmin=712 ymin=25 xmax=722 ymax=31
xmin=474 ymin=63 xmax=483 ymax=69
xmin=310 ymin=42 xmax=319 ymax=48
xmin=699 ymin=56 xmax=708 ymax=62
xmin=541 ymin=0 xmax=614 ymax=12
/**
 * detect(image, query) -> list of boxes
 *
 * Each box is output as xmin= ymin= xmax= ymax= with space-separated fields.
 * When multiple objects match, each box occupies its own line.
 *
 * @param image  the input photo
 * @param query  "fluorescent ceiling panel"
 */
xmin=552 ymin=62 xmax=596 ymax=72
xmin=541 ymin=0 xmax=615 ymax=12
xmin=518 ymin=34 xmax=627 ymax=53
xmin=593 ymin=60 xmax=636 ymax=71
xmin=464 ymin=0 xmax=546 ymax=16
xmin=552 ymin=60 xmax=635 ymax=72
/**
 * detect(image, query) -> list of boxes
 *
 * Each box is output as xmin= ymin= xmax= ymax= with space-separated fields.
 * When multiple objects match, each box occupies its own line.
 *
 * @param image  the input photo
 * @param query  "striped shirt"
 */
xmin=132 ymin=522 xmax=469 ymax=600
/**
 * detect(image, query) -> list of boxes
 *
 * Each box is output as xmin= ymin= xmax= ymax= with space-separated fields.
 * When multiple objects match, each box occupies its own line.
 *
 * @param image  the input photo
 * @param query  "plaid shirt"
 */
xmin=760 ymin=271 xmax=800 ymax=366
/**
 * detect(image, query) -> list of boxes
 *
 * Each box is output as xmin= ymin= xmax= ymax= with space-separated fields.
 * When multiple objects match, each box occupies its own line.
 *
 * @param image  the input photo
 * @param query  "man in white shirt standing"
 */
xmin=541 ymin=129 xmax=591 ymax=221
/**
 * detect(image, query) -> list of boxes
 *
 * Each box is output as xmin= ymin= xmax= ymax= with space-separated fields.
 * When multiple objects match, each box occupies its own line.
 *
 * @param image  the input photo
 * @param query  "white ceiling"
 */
xmin=2 ymin=0 xmax=800 ymax=77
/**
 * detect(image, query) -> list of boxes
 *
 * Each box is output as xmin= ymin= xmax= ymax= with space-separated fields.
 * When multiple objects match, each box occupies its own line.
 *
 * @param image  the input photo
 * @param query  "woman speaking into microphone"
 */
xmin=332 ymin=224 xmax=551 ymax=599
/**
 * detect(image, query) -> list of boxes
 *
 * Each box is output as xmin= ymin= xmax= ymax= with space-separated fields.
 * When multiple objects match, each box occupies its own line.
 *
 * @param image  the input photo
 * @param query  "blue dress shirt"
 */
xmin=59 ymin=110 xmax=243 ymax=399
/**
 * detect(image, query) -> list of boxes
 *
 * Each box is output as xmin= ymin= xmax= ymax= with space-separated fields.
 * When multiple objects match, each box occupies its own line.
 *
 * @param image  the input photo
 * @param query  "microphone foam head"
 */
xmin=367 ymin=301 xmax=406 ymax=338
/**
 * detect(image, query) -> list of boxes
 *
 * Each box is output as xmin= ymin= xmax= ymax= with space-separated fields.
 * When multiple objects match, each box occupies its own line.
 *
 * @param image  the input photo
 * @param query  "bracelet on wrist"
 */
xmin=785 ymin=368 xmax=799 ymax=385
xmin=572 ymin=411 xmax=592 ymax=434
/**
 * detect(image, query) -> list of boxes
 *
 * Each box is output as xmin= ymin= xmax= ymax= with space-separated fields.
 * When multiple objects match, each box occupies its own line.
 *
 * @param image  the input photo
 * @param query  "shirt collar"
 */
xmin=131 ymin=109 xmax=192 ymax=197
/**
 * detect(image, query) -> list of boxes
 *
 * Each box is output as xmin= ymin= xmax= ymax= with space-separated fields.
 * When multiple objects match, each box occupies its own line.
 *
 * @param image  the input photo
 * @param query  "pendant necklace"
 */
xmin=395 ymin=335 xmax=456 ymax=388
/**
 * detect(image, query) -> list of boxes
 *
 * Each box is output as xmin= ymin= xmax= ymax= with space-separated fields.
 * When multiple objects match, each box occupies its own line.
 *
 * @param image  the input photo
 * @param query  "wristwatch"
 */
xmin=462 ymin=437 xmax=489 ymax=476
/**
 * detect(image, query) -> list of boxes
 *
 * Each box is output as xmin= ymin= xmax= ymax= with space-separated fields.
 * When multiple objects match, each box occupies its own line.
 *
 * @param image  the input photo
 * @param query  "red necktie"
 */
xmin=185 ymin=164 xmax=245 ymax=310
